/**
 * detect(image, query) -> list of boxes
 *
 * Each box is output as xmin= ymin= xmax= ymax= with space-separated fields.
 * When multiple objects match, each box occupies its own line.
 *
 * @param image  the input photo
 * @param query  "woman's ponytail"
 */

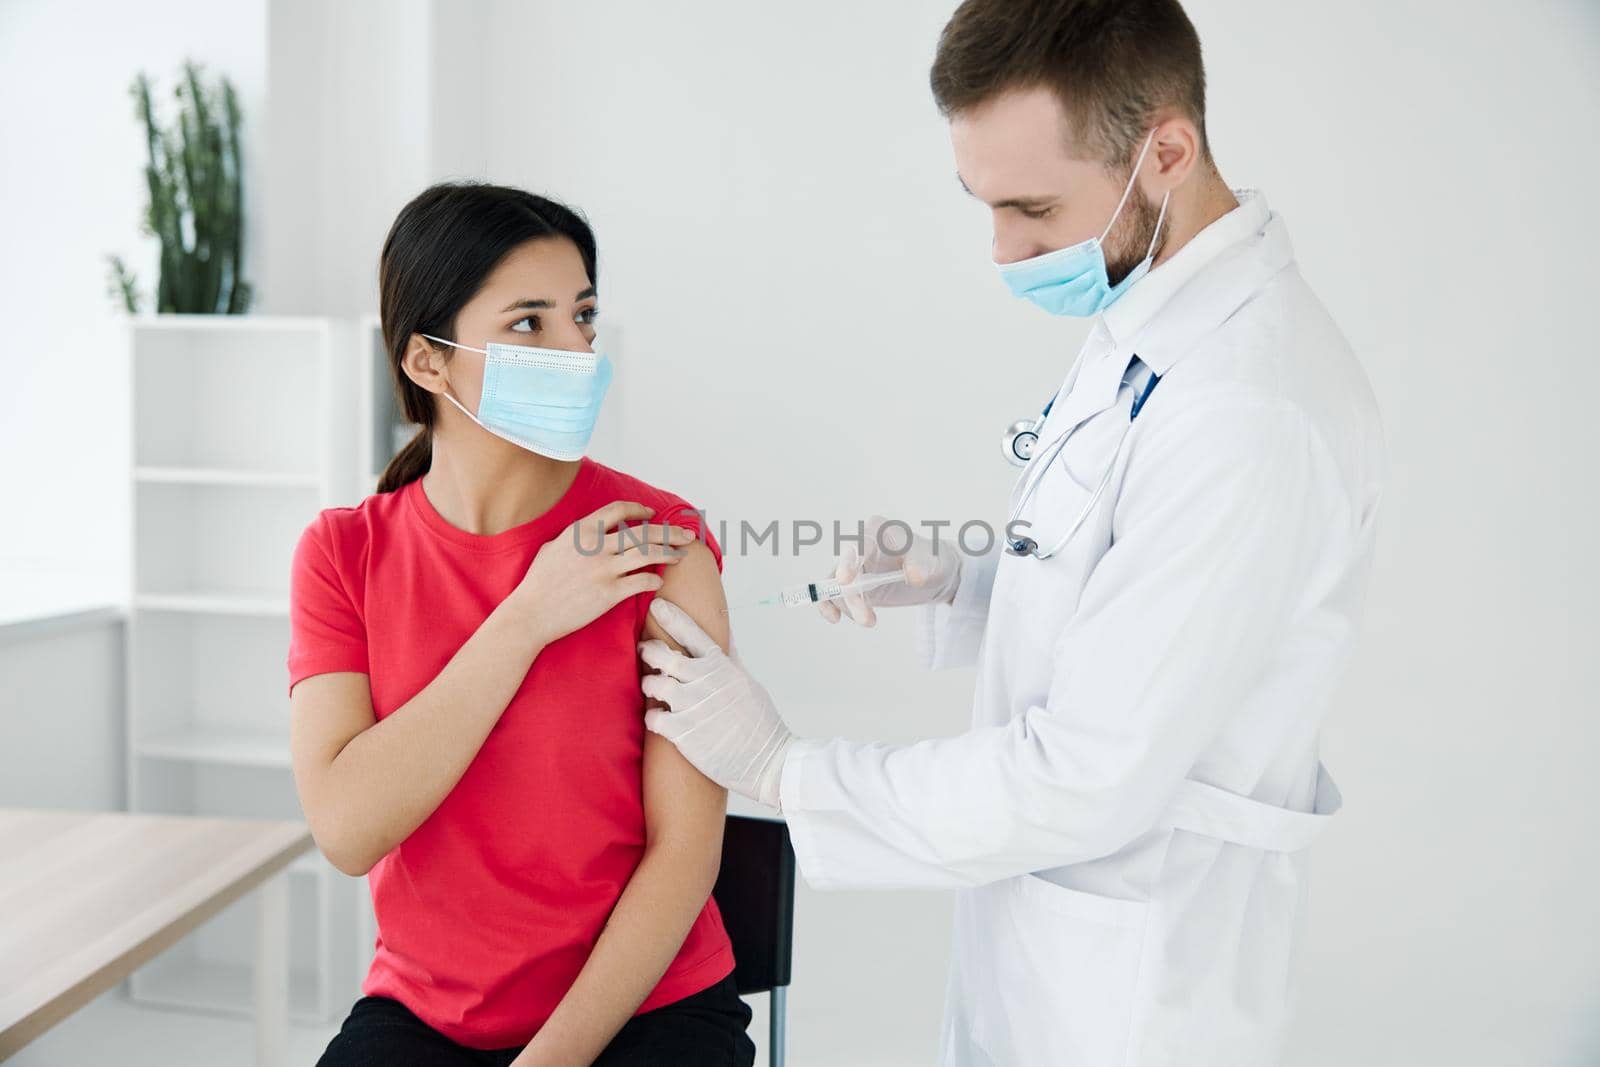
xmin=377 ymin=427 xmax=432 ymax=495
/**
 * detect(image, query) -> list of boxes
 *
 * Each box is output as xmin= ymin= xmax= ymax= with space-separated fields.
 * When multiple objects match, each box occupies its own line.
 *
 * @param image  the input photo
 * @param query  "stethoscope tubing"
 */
xmin=1005 ymin=367 xmax=1160 ymax=559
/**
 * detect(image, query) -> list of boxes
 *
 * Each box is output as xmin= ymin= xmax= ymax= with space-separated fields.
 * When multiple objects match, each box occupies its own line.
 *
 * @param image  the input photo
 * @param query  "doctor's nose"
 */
xmin=990 ymin=225 xmax=1040 ymax=268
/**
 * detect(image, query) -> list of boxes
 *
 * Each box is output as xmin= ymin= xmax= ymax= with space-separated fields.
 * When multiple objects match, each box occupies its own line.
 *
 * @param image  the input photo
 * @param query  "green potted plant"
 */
xmin=107 ymin=60 xmax=252 ymax=314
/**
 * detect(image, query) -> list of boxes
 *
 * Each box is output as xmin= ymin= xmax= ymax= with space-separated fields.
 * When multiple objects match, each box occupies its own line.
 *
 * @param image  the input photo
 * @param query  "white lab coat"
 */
xmin=777 ymin=190 xmax=1386 ymax=1066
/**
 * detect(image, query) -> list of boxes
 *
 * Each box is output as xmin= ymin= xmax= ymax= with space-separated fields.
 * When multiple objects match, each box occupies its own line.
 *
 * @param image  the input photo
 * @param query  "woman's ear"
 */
xmin=401 ymin=334 xmax=449 ymax=395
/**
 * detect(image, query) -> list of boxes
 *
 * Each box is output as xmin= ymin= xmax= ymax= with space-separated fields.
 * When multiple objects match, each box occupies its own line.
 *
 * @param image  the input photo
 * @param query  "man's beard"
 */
xmin=1103 ymin=188 xmax=1165 ymax=288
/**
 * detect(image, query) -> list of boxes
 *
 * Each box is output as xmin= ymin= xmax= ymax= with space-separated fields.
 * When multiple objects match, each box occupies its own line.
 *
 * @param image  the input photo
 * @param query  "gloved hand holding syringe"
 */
xmin=723 ymin=516 xmax=965 ymax=623
xmin=724 ymin=568 xmax=911 ymax=612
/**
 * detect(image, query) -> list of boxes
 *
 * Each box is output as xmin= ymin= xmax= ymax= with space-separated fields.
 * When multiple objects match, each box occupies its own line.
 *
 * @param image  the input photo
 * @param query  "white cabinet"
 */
xmin=125 ymin=315 xmax=369 ymax=1023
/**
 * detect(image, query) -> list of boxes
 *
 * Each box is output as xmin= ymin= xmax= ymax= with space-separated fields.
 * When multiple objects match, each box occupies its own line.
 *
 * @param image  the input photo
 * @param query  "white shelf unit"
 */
xmin=125 ymin=314 xmax=368 ymax=1023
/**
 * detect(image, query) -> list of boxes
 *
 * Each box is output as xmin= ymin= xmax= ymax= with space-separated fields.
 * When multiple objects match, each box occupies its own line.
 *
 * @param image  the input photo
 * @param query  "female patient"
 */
xmin=287 ymin=182 xmax=755 ymax=1066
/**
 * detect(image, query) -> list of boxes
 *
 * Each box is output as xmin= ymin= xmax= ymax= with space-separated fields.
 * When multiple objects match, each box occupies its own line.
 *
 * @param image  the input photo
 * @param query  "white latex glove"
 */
xmin=818 ymin=514 xmax=963 ymax=627
xmin=639 ymin=598 xmax=795 ymax=809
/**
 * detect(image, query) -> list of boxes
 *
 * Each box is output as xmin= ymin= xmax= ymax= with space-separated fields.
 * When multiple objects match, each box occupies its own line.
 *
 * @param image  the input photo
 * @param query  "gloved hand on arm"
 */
xmin=639 ymin=598 xmax=795 ymax=810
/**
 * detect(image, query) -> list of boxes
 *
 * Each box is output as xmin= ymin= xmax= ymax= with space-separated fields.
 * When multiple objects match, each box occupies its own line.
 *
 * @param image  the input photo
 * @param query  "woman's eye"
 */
xmin=1022 ymin=207 xmax=1055 ymax=220
xmin=577 ymin=307 xmax=599 ymax=325
xmin=510 ymin=315 xmax=539 ymax=333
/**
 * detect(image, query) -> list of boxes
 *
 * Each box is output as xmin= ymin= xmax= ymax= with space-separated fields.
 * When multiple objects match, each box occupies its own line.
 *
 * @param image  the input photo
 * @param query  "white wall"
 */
xmin=2 ymin=0 xmax=1595 ymax=1062
xmin=1201 ymin=5 xmax=1600 ymax=1063
xmin=256 ymin=0 xmax=435 ymax=319
xmin=471 ymin=2 xmax=1600 ymax=1064
xmin=0 ymin=0 xmax=268 ymax=822
xmin=0 ymin=0 xmax=268 ymax=589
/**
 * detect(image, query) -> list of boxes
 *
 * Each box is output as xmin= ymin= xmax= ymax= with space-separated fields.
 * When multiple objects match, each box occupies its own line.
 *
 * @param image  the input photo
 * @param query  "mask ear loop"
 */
xmin=418 ymin=332 xmax=489 ymax=427
xmin=1144 ymin=189 xmax=1172 ymax=261
xmin=419 ymin=332 xmax=486 ymax=354
xmin=1100 ymin=129 xmax=1159 ymax=244
xmin=438 ymin=387 xmax=485 ymax=427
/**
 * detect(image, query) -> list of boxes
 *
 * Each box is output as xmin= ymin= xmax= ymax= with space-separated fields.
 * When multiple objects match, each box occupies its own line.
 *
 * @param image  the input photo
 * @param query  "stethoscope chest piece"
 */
xmin=1000 ymin=358 xmax=1161 ymax=560
xmin=1002 ymin=417 xmax=1043 ymax=466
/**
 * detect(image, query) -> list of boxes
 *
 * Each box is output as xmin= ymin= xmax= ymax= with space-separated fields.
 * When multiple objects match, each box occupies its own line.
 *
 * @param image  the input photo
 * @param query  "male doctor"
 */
xmin=640 ymin=0 xmax=1386 ymax=1063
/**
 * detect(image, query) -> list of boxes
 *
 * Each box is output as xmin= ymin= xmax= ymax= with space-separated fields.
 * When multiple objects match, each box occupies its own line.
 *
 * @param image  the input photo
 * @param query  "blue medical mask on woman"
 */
xmin=421 ymin=333 xmax=613 ymax=461
xmin=994 ymin=130 xmax=1171 ymax=317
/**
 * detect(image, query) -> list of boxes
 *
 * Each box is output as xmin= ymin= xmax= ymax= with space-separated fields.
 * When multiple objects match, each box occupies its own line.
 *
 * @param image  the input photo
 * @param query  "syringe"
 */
xmin=726 ymin=568 xmax=910 ymax=610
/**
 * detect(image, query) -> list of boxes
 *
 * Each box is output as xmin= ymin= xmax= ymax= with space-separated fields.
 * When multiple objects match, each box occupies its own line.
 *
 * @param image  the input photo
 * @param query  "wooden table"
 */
xmin=0 ymin=809 xmax=314 ymax=1064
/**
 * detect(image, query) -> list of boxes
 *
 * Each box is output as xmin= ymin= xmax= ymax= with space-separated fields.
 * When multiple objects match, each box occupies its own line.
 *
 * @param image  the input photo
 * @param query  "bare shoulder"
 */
xmin=644 ymin=540 xmax=729 ymax=653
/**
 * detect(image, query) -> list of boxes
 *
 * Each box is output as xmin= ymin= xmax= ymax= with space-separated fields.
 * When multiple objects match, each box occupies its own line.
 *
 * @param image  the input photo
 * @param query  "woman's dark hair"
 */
xmin=375 ymin=182 xmax=598 ymax=493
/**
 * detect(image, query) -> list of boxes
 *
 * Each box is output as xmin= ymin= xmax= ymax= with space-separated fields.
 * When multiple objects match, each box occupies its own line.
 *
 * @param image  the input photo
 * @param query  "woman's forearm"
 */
xmin=318 ymin=589 xmax=547 ymax=873
xmin=513 ymin=841 xmax=719 ymax=1066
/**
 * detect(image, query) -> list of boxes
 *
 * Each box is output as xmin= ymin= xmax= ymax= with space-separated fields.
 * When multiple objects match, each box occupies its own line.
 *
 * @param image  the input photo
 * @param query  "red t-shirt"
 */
xmin=286 ymin=457 xmax=735 ymax=1049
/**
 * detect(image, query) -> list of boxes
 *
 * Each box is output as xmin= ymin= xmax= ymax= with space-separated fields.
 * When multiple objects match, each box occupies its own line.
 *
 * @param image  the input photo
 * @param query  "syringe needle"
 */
xmin=723 ymin=568 xmax=910 ymax=612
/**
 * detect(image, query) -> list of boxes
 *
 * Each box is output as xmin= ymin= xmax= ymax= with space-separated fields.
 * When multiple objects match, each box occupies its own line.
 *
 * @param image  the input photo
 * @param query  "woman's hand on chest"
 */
xmin=506 ymin=501 xmax=696 ymax=649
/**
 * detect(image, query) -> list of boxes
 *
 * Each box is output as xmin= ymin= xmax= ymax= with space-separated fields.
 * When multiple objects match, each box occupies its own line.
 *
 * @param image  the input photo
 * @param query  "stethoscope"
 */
xmin=1000 ymin=359 xmax=1161 ymax=559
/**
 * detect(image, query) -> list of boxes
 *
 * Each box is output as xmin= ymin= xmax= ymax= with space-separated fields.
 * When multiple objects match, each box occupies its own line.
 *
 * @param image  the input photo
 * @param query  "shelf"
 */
xmin=130 ymin=314 xmax=332 ymax=334
xmin=127 ymin=314 xmax=361 ymax=1028
xmin=137 ymin=727 xmax=292 ymax=769
xmin=132 ymin=323 xmax=330 ymax=474
xmin=134 ymin=481 xmax=313 ymax=599
xmin=134 ymin=593 xmax=289 ymax=617
xmin=129 ymin=954 xmax=329 ymax=1023
xmin=134 ymin=466 xmax=323 ymax=490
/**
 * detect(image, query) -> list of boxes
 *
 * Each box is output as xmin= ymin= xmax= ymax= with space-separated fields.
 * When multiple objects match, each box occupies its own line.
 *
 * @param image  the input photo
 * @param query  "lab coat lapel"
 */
xmin=1133 ymin=212 xmax=1296 ymax=377
xmin=1041 ymin=343 xmax=1131 ymax=440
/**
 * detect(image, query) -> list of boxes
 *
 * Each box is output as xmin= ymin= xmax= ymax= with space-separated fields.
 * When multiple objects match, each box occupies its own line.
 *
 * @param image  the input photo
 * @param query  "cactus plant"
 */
xmin=106 ymin=61 xmax=251 ymax=314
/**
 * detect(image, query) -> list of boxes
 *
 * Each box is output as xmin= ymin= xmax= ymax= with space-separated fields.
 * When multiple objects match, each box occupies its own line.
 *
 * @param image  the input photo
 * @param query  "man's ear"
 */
xmin=1149 ymin=115 xmax=1203 ymax=193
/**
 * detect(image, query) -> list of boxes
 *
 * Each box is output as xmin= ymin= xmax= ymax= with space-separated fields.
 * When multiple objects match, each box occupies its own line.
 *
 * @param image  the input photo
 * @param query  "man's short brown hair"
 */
xmin=930 ymin=0 xmax=1210 ymax=170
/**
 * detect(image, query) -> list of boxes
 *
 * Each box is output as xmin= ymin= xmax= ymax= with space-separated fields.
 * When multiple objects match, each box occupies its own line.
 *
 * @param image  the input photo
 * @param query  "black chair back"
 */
xmin=712 ymin=814 xmax=796 ymax=996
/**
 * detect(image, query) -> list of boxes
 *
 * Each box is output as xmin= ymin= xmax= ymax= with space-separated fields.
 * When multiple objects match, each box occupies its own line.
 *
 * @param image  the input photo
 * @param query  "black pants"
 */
xmin=315 ymin=973 xmax=756 ymax=1067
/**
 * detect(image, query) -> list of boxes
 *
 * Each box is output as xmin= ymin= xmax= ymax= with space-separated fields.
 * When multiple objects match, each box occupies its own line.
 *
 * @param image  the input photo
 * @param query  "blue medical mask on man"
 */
xmin=994 ymin=130 xmax=1171 ymax=317
xmin=421 ymin=333 xmax=613 ymax=461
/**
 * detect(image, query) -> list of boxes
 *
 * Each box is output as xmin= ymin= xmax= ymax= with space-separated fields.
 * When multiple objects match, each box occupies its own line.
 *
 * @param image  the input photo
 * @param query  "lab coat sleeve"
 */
xmin=779 ymin=391 xmax=1349 ymax=890
xmin=914 ymin=539 xmax=1002 ymax=671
